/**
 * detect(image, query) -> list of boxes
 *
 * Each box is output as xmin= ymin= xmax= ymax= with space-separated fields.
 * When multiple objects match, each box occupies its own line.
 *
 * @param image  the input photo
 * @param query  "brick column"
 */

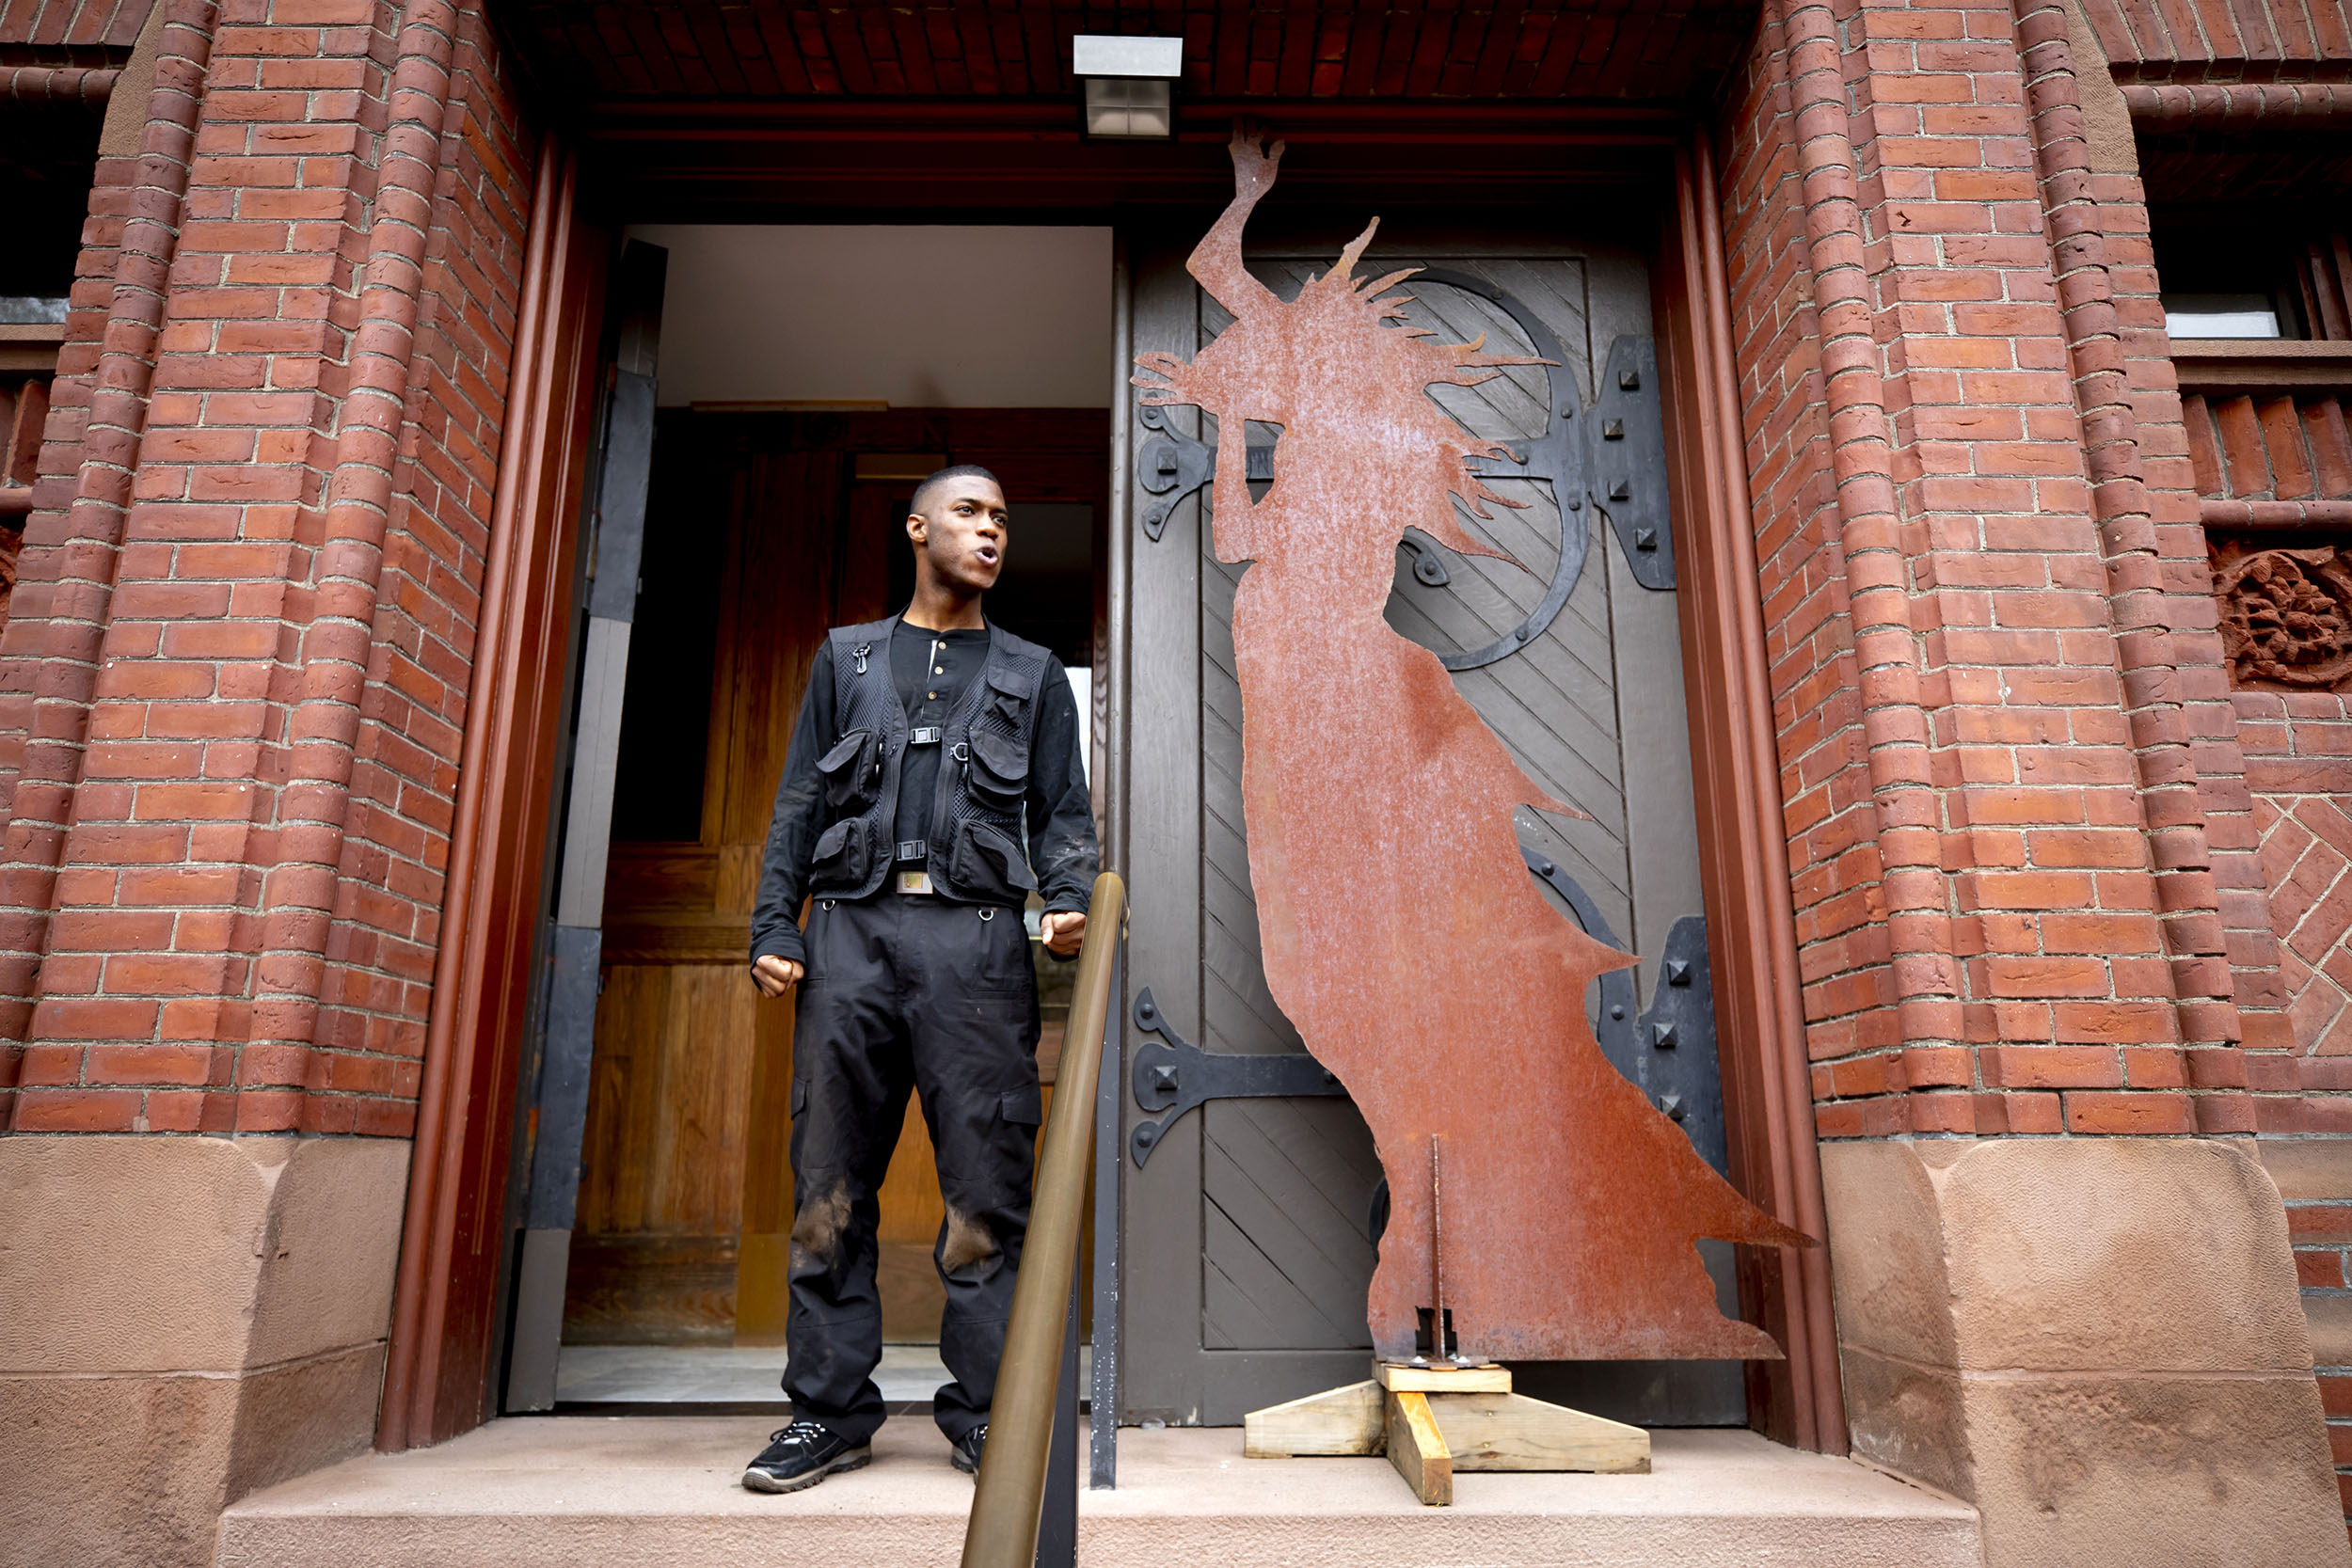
xmin=1721 ymin=0 xmax=2344 ymax=1560
xmin=5 ymin=0 xmax=532 ymax=1138
xmin=0 ymin=0 xmax=220 ymax=1082
xmin=0 ymin=3 xmax=534 ymax=1562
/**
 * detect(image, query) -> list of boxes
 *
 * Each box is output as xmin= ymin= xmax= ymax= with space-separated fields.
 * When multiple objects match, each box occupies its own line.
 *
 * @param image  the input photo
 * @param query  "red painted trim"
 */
xmin=379 ymin=140 xmax=611 ymax=1449
xmin=1655 ymin=135 xmax=1847 ymax=1455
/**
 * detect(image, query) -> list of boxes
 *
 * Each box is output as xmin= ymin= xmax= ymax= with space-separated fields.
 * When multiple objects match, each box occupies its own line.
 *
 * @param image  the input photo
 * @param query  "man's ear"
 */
xmin=906 ymin=512 xmax=928 ymax=547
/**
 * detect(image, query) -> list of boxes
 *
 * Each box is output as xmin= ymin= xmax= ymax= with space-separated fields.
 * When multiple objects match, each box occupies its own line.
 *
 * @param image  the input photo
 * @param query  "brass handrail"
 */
xmin=961 ymin=871 xmax=1125 ymax=1568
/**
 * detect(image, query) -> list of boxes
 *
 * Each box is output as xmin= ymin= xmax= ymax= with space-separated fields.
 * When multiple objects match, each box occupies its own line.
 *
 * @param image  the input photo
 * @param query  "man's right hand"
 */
xmin=752 ymin=955 xmax=804 ymax=997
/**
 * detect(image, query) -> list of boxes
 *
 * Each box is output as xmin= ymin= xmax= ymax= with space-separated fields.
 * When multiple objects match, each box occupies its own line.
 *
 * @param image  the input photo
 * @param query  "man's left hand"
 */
xmin=1040 ymin=911 xmax=1086 ymax=958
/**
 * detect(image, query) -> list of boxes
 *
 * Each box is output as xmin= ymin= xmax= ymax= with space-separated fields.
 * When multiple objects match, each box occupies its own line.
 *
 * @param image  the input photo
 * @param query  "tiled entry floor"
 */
xmin=552 ymin=1344 xmax=1095 ymax=1407
xmin=555 ymin=1344 xmax=956 ymax=1405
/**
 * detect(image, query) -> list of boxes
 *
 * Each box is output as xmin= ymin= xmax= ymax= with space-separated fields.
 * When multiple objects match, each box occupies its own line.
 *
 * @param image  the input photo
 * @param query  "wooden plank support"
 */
xmin=1375 ymin=1360 xmax=1512 ymax=1394
xmin=1430 ymin=1392 xmax=1650 ymax=1475
xmin=1243 ymin=1379 xmax=1385 ymax=1457
xmin=1384 ymin=1388 xmax=1453 ymax=1506
xmin=1243 ymin=1372 xmax=1651 ymax=1504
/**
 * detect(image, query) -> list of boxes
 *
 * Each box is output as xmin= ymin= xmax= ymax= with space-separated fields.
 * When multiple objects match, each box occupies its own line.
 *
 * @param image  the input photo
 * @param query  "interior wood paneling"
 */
xmin=568 ymin=426 xmax=867 ymax=1345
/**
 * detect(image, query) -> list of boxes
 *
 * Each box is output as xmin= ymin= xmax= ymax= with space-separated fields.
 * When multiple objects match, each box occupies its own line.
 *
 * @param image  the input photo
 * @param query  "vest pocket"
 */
xmin=964 ymin=728 xmax=1028 ymax=812
xmin=817 ymin=728 xmax=881 ymax=810
xmin=984 ymin=663 xmax=1031 ymax=726
xmin=953 ymin=821 xmax=1039 ymax=898
xmin=809 ymin=818 xmax=868 ymax=887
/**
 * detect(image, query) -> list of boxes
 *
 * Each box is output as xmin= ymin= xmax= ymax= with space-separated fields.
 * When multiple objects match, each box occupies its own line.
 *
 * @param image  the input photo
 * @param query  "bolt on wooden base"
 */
xmin=1242 ymin=1362 xmax=1650 ymax=1506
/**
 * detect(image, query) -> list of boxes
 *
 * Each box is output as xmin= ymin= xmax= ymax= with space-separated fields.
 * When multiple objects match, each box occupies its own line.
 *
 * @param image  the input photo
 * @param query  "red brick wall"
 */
xmin=1718 ymin=5 xmax=1897 ymax=1118
xmin=306 ymin=0 xmax=533 ymax=1133
xmin=0 ymin=0 xmax=536 ymax=1134
xmin=0 ymin=0 xmax=153 ymax=55
xmin=2079 ymin=0 xmax=2352 ymax=72
xmin=1717 ymin=0 xmax=2248 ymax=1142
xmin=2195 ymin=386 xmax=2352 ymax=1124
xmin=2203 ymin=399 xmax=2352 ymax=1530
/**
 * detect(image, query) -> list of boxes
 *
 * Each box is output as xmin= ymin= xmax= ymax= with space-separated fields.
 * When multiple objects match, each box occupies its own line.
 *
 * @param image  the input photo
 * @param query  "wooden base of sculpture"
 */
xmin=1242 ymin=1362 xmax=1650 ymax=1506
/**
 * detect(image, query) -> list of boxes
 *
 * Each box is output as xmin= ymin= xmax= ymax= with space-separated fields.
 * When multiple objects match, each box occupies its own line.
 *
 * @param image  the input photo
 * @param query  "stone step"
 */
xmin=216 ymin=1416 xmax=1979 ymax=1568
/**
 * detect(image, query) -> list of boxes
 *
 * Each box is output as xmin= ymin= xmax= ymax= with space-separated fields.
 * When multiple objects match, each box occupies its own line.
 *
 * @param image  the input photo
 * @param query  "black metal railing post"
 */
xmin=1035 ymin=1285 xmax=1080 ymax=1566
xmin=1089 ymin=941 xmax=1122 ymax=1490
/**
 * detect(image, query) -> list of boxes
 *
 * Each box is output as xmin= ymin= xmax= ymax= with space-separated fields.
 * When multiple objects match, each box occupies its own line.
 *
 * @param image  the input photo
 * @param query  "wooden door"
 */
xmin=1120 ymin=236 xmax=1741 ymax=1425
xmin=564 ymin=427 xmax=873 ymax=1344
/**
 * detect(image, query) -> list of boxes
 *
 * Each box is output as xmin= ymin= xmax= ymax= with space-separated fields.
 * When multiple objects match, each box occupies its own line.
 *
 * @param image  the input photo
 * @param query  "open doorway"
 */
xmin=548 ymin=224 xmax=1112 ymax=1409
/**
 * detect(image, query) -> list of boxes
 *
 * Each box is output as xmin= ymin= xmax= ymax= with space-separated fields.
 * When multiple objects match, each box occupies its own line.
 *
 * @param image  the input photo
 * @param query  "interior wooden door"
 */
xmin=565 ymin=425 xmax=877 ymax=1345
xmin=1119 ymin=232 xmax=1742 ymax=1425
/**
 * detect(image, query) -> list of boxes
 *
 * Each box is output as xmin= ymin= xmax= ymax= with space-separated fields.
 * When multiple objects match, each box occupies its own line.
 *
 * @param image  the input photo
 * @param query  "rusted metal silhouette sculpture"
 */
xmin=1136 ymin=133 xmax=1807 ymax=1364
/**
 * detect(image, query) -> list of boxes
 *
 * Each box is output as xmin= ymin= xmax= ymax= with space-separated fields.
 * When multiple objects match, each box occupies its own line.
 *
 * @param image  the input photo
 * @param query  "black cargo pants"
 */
xmin=783 ymin=892 xmax=1041 ymax=1446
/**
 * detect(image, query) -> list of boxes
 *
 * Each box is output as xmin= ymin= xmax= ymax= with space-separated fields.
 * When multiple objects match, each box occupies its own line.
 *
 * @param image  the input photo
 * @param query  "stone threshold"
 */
xmin=216 ymin=1416 xmax=1979 ymax=1568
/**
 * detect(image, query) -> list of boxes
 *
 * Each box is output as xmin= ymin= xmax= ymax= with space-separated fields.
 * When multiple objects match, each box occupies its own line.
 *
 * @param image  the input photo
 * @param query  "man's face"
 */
xmin=909 ymin=477 xmax=1009 ymax=595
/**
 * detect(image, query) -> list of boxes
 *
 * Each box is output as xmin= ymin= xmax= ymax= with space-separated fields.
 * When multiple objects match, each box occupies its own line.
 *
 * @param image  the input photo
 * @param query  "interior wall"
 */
xmin=626 ymin=224 xmax=1114 ymax=409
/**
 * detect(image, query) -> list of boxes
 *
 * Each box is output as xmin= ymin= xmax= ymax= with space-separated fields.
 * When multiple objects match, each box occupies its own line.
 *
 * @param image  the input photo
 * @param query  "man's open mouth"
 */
xmin=975 ymin=546 xmax=1000 ymax=566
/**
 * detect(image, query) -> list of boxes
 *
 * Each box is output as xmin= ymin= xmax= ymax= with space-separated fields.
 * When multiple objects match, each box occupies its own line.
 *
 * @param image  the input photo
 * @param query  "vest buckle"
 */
xmin=909 ymin=725 xmax=943 ymax=746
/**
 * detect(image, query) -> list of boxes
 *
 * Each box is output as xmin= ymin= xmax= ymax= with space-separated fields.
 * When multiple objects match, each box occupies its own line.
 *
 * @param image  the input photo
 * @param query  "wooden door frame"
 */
xmin=380 ymin=116 xmax=1844 ymax=1456
xmin=378 ymin=139 xmax=612 ymax=1450
xmin=1655 ymin=136 xmax=1845 ymax=1455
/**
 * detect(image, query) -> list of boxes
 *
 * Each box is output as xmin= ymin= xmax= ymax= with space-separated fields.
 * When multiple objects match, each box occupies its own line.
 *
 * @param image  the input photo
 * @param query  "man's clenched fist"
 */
xmin=751 ymin=954 xmax=803 ymax=997
xmin=1041 ymin=911 xmax=1086 ymax=958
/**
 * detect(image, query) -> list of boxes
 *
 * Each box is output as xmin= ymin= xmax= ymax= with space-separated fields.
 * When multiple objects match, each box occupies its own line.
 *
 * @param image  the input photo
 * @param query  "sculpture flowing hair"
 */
xmin=1288 ymin=218 xmax=1553 ymax=562
xmin=1135 ymin=135 xmax=1556 ymax=579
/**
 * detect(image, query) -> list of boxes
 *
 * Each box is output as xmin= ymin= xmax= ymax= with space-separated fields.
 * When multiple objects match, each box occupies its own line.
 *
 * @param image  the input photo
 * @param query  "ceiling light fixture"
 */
xmin=1073 ymin=35 xmax=1183 ymax=140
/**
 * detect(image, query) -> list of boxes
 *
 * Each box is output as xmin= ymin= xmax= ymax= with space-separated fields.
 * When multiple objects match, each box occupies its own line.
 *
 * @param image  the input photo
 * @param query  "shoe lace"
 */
xmin=769 ymin=1419 xmax=832 ymax=1445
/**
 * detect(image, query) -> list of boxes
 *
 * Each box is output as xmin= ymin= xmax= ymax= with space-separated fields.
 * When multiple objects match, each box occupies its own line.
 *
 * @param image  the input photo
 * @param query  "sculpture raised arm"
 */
xmin=1185 ymin=129 xmax=1286 ymax=322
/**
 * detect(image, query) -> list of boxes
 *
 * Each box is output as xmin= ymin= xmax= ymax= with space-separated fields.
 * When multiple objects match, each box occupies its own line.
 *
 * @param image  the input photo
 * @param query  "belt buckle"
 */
xmin=909 ymin=725 xmax=944 ymax=746
xmin=897 ymin=870 xmax=935 ymax=895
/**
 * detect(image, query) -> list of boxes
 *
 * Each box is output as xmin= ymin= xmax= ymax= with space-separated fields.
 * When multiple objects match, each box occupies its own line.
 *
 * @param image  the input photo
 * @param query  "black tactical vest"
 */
xmin=804 ymin=616 xmax=1054 ymax=907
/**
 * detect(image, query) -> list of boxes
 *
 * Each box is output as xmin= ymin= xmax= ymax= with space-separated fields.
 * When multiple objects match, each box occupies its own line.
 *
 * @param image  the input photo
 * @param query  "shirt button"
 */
xmin=928 ymin=691 xmax=938 ymax=700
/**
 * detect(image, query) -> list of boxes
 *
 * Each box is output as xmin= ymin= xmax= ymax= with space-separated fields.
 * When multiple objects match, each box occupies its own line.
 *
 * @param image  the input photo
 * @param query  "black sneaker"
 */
xmin=949 ymin=1421 xmax=988 ymax=1477
xmin=741 ymin=1420 xmax=871 ymax=1494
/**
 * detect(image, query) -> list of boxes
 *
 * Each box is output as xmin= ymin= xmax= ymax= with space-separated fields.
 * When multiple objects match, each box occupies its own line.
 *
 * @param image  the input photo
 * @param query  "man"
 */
xmin=739 ymin=464 xmax=1098 ymax=1494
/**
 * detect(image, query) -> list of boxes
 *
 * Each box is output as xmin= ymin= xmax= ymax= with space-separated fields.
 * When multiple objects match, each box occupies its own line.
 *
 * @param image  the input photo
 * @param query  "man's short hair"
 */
xmin=911 ymin=464 xmax=1002 ymax=519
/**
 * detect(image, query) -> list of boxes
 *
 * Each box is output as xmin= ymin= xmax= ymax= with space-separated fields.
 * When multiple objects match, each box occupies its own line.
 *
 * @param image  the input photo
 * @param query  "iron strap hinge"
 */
xmin=1518 ymin=847 xmax=1727 ymax=1176
xmin=1126 ymin=988 xmax=1343 ymax=1166
xmin=1126 ymin=852 xmax=1727 ymax=1177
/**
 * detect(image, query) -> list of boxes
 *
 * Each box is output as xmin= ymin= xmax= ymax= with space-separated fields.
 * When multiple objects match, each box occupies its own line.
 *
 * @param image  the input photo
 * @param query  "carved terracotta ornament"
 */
xmin=2215 ymin=545 xmax=2352 ymax=690
xmin=1135 ymin=134 xmax=1808 ymax=1364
